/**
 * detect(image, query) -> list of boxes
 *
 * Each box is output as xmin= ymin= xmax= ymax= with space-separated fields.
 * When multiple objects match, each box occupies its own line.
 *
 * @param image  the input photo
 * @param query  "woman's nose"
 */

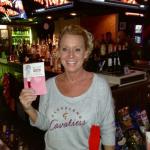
xmin=68 ymin=50 xmax=74 ymax=58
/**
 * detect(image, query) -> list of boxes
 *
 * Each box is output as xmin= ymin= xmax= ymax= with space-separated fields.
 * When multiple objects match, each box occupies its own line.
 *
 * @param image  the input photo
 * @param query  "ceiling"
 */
xmin=29 ymin=0 xmax=149 ymax=19
xmin=0 ymin=0 xmax=149 ymax=25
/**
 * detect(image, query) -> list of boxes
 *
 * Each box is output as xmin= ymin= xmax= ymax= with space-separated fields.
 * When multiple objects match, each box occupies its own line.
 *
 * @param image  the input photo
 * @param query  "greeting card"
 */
xmin=23 ymin=62 xmax=47 ymax=95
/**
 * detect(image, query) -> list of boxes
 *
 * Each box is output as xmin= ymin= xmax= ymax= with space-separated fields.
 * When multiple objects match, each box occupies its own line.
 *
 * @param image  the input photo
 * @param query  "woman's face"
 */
xmin=59 ymin=34 xmax=88 ymax=73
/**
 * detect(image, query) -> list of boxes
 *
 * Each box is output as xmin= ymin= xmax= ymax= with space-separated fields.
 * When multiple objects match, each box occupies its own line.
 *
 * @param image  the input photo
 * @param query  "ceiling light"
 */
xmin=70 ymin=12 xmax=77 ymax=16
xmin=125 ymin=12 xmax=144 ymax=17
xmin=47 ymin=16 xmax=52 ymax=19
xmin=140 ymin=5 xmax=145 ymax=8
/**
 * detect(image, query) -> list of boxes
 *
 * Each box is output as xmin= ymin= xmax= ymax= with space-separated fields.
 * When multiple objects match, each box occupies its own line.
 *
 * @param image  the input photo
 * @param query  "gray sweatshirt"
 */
xmin=30 ymin=73 xmax=115 ymax=150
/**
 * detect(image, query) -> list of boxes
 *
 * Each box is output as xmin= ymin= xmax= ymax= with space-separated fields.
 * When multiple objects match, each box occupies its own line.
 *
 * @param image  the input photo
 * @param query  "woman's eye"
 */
xmin=62 ymin=48 xmax=67 ymax=51
xmin=75 ymin=48 xmax=81 ymax=52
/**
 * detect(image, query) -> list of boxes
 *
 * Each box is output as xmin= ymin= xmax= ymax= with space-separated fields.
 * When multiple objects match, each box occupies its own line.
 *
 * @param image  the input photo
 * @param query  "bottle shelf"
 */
xmin=11 ymin=27 xmax=32 ymax=46
xmin=12 ymin=35 xmax=30 ymax=37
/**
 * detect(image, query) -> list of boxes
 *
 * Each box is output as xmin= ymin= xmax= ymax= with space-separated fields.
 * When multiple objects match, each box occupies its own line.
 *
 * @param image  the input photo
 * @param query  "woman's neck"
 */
xmin=64 ymin=69 xmax=87 ymax=83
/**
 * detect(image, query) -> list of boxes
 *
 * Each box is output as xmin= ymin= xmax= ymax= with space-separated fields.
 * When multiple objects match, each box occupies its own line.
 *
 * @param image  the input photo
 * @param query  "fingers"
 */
xmin=19 ymin=88 xmax=36 ymax=100
xmin=19 ymin=88 xmax=37 ymax=110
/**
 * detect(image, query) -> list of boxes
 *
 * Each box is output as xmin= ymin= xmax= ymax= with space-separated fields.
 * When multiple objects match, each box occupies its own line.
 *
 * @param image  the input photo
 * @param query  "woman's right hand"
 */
xmin=19 ymin=88 xmax=37 ymax=111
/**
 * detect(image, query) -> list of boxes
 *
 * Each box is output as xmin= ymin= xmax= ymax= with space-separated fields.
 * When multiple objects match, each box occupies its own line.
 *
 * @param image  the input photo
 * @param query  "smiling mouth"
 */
xmin=67 ymin=61 xmax=76 ymax=64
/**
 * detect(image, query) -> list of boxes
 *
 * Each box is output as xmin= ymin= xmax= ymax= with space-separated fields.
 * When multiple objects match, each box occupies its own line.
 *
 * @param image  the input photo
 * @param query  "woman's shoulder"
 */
xmin=46 ymin=74 xmax=64 ymax=86
xmin=94 ymin=73 xmax=107 ymax=82
xmin=45 ymin=76 xmax=56 ymax=89
xmin=94 ymin=73 xmax=109 ymax=87
xmin=46 ymin=76 xmax=55 ymax=83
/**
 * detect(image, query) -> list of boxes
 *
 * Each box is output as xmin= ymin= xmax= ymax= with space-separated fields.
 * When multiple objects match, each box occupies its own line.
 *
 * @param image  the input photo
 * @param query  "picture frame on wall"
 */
xmin=1 ymin=30 xmax=8 ymax=39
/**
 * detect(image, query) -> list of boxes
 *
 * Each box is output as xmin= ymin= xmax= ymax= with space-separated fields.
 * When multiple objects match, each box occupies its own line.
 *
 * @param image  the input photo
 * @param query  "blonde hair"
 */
xmin=58 ymin=25 xmax=94 ymax=56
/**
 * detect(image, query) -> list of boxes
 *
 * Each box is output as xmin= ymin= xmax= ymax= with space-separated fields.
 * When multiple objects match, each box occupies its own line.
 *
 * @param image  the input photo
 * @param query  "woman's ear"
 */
xmin=84 ymin=50 xmax=89 ymax=59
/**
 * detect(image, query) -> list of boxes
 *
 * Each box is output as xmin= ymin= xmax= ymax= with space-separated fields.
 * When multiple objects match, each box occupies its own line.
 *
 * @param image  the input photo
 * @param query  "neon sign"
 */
xmin=0 ymin=0 xmax=26 ymax=18
xmin=33 ymin=0 xmax=72 ymax=8
xmin=121 ymin=0 xmax=137 ymax=4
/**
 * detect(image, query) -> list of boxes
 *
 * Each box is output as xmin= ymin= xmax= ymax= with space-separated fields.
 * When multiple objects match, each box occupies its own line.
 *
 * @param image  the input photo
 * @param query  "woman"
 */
xmin=19 ymin=25 xmax=115 ymax=150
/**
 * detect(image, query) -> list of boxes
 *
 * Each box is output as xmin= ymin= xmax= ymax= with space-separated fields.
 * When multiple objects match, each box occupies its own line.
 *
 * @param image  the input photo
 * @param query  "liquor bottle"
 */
xmin=107 ymin=43 xmax=114 ymax=73
xmin=1 ymin=123 xmax=7 ymax=143
xmin=100 ymin=42 xmax=107 ymax=59
xmin=108 ymin=43 xmax=113 ymax=54
xmin=107 ymin=53 xmax=113 ymax=73
xmin=17 ymin=137 xmax=29 ymax=150
xmin=99 ymin=34 xmax=106 ymax=57
xmin=7 ymin=125 xmax=18 ymax=150
xmin=118 ymin=43 xmax=122 ymax=52
xmin=115 ymin=47 xmax=123 ymax=74
xmin=112 ymin=44 xmax=117 ymax=73
xmin=126 ymin=130 xmax=144 ymax=150
xmin=99 ymin=42 xmax=107 ymax=72
xmin=127 ymin=136 xmax=140 ymax=150
xmin=18 ymin=140 xmax=24 ymax=150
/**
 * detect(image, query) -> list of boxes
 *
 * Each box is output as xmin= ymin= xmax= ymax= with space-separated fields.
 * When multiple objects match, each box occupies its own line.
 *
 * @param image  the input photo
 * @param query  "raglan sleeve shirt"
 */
xmin=30 ymin=74 xmax=116 ymax=148
xmin=96 ymin=76 xmax=116 ymax=146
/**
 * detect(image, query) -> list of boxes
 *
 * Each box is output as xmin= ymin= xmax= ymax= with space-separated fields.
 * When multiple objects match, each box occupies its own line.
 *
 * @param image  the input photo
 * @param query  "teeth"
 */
xmin=67 ymin=61 xmax=76 ymax=64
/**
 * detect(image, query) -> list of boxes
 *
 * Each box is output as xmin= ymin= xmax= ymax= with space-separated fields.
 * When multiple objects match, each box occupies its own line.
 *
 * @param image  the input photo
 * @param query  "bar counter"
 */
xmin=0 ymin=59 xmax=150 ymax=149
xmin=0 ymin=59 xmax=60 ymax=79
xmin=0 ymin=58 xmax=22 ymax=78
xmin=0 ymin=59 xmax=150 ymax=113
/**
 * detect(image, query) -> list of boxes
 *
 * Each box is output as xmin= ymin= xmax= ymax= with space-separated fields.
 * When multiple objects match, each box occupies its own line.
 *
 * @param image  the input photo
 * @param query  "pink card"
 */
xmin=23 ymin=62 xmax=47 ymax=95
